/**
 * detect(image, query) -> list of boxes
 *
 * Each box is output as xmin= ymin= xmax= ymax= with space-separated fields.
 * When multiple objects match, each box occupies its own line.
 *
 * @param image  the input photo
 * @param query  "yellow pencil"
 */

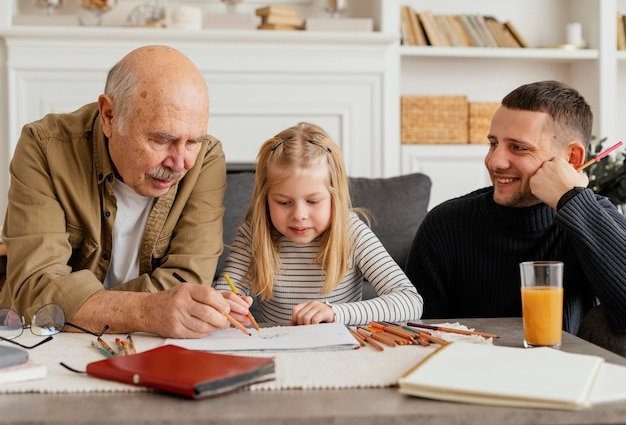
xmin=173 ymin=272 xmax=251 ymax=336
xmin=224 ymin=273 xmax=261 ymax=333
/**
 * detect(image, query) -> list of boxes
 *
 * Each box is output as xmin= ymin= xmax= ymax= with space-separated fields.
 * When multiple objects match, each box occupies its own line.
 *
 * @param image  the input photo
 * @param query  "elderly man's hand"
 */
xmin=140 ymin=283 xmax=231 ymax=338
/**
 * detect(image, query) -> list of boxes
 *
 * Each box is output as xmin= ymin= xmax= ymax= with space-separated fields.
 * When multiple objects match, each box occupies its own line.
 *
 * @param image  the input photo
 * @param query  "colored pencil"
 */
xmin=224 ymin=273 xmax=261 ymax=333
xmin=127 ymin=334 xmax=137 ymax=354
xmin=347 ymin=327 xmax=366 ymax=347
xmin=356 ymin=330 xmax=385 ymax=351
xmin=577 ymin=141 xmax=623 ymax=172
xmin=406 ymin=322 xmax=498 ymax=339
xmin=173 ymin=272 xmax=251 ymax=336
xmin=96 ymin=337 xmax=117 ymax=357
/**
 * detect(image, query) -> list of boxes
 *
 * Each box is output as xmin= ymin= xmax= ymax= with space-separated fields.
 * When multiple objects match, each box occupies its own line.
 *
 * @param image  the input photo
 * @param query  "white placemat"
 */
xmin=0 ymin=323 xmax=492 ymax=394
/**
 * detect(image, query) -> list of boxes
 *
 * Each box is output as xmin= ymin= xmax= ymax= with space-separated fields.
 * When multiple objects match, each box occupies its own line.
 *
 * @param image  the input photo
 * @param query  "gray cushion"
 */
xmin=215 ymin=172 xmax=432 ymax=289
xmin=350 ymin=173 xmax=431 ymax=268
xmin=216 ymin=172 xmax=255 ymax=281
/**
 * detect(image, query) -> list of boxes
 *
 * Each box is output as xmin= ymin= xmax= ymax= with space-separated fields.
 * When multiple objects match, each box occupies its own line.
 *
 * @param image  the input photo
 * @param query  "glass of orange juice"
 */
xmin=519 ymin=261 xmax=564 ymax=348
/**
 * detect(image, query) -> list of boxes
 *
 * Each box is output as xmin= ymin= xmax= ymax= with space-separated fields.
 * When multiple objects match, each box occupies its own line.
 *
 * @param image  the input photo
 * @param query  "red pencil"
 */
xmin=577 ymin=141 xmax=623 ymax=172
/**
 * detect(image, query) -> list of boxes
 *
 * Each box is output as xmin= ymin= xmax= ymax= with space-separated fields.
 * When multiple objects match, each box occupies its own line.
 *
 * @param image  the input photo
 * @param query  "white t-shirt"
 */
xmin=103 ymin=179 xmax=155 ymax=289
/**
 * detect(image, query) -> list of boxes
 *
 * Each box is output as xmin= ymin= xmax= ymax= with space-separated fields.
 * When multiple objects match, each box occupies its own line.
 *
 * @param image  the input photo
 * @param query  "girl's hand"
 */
xmin=222 ymin=291 xmax=254 ymax=325
xmin=290 ymin=300 xmax=335 ymax=325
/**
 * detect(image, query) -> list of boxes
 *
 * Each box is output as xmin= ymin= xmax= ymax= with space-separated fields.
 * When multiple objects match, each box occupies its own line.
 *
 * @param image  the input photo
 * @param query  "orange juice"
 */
xmin=521 ymin=286 xmax=564 ymax=347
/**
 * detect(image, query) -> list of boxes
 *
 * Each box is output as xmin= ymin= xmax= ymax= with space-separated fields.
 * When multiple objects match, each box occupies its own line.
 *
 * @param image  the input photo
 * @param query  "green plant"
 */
xmin=584 ymin=137 xmax=626 ymax=206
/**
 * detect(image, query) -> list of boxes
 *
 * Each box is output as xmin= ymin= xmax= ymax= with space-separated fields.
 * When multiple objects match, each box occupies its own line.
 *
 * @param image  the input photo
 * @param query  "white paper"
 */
xmin=590 ymin=362 xmax=626 ymax=404
xmin=398 ymin=342 xmax=604 ymax=410
xmin=164 ymin=322 xmax=360 ymax=352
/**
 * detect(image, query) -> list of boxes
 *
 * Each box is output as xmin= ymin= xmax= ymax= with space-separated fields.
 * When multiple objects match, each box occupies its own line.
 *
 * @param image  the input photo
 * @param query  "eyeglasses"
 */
xmin=0 ymin=303 xmax=108 ymax=349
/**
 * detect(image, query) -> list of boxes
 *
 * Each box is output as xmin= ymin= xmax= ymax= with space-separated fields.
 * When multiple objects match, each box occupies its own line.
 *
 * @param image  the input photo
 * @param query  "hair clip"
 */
xmin=271 ymin=137 xmax=292 ymax=151
xmin=308 ymin=140 xmax=332 ymax=153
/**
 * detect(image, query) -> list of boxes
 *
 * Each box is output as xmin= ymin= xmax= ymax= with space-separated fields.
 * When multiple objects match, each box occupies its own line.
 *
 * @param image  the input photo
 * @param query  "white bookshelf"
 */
xmin=391 ymin=0 xmax=621 ymax=208
xmin=1 ymin=0 xmax=625 ymax=212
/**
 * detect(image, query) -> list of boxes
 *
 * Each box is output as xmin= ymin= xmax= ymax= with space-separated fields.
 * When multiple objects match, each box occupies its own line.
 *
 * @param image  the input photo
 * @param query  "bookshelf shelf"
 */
xmin=400 ymin=46 xmax=599 ymax=61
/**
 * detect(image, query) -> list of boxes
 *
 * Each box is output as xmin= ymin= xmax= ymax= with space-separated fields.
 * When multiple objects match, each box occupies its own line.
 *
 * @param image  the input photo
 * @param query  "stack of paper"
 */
xmin=165 ymin=322 xmax=360 ymax=352
xmin=398 ymin=342 xmax=604 ymax=410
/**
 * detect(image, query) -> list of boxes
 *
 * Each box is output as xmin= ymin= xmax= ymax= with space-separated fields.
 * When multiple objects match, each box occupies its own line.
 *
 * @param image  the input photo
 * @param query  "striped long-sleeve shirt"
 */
xmin=215 ymin=213 xmax=423 ymax=325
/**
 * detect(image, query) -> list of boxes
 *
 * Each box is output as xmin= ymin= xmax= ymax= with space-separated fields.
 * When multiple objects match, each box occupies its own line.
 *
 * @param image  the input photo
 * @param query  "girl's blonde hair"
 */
xmin=242 ymin=122 xmax=353 ymax=298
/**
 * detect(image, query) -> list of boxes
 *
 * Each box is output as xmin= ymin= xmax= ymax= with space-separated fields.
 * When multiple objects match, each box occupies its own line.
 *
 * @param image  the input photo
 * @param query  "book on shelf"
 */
xmin=401 ymin=10 xmax=527 ymax=50
xmin=86 ymin=344 xmax=276 ymax=399
xmin=483 ymin=16 xmax=519 ymax=48
xmin=435 ymin=15 xmax=466 ymax=47
xmin=443 ymin=15 xmax=472 ymax=47
xmin=619 ymin=13 xmax=626 ymax=51
xmin=410 ymin=9 xmax=428 ymax=46
xmin=474 ymin=15 xmax=500 ymax=48
xmin=255 ymin=4 xmax=302 ymax=30
xmin=258 ymin=23 xmax=300 ymax=31
xmin=417 ymin=10 xmax=448 ymax=47
xmin=261 ymin=13 xmax=303 ymax=28
xmin=400 ymin=5 xmax=427 ymax=46
xmin=504 ymin=20 xmax=529 ymax=48
xmin=400 ymin=6 xmax=415 ymax=46
xmin=456 ymin=14 xmax=484 ymax=47
xmin=255 ymin=5 xmax=299 ymax=18
xmin=398 ymin=342 xmax=604 ymax=410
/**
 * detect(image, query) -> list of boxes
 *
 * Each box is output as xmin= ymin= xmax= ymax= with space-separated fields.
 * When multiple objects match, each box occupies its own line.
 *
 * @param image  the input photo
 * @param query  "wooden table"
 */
xmin=2 ymin=317 xmax=626 ymax=425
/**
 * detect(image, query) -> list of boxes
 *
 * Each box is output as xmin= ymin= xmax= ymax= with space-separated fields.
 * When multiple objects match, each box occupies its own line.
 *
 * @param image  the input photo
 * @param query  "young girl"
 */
xmin=215 ymin=122 xmax=423 ymax=326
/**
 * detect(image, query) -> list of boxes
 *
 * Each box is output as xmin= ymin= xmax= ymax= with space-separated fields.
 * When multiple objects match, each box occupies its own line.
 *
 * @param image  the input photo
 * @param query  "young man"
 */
xmin=1 ymin=45 xmax=237 ymax=338
xmin=405 ymin=80 xmax=626 ymax=350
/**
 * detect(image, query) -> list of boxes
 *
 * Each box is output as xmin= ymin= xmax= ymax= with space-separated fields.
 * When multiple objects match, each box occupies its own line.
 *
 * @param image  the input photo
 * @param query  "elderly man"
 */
xmin=1 ymin=45 xmax=237 ymax=338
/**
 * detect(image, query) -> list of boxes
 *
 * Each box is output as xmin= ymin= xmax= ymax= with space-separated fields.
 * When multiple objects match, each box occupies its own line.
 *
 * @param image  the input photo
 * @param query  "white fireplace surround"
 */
xmin=0 ymin=23 xmax=399 ymax=217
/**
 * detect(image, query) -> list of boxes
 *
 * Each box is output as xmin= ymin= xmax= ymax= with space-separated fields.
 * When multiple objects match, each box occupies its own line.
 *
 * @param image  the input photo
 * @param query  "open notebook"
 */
xmin=398 ymin=342 xmax=605 ymax=410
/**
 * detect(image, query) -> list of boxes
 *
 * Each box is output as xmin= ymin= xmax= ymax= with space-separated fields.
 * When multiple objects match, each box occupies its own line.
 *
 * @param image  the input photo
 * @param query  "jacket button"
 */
xmin=104 ymin=211 xmax=111 ymax=218
xmin=103 ymin=253 xmax=110 ymax=261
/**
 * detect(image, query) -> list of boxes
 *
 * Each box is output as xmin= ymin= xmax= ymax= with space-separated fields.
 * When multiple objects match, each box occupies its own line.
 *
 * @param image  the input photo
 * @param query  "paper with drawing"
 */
xmin=164 ymin=322 xmax=360 ymax=352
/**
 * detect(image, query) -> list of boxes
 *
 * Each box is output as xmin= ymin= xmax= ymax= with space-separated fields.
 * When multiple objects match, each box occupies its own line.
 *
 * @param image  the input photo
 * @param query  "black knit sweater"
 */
xmin=405 ymin=187 xmax=626 ymax=335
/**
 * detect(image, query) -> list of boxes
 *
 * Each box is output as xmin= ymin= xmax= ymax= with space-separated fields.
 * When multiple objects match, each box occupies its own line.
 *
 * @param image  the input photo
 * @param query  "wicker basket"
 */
xmin=401 ymin=95 xmax=468 ymax=144
xmin=469 ymin=102 xmax=500 ymax=144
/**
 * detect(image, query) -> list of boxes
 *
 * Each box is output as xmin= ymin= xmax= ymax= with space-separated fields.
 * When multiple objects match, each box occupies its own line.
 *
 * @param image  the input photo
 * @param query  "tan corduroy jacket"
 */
xmin=0 ymin=103 xmax=226 ymax=323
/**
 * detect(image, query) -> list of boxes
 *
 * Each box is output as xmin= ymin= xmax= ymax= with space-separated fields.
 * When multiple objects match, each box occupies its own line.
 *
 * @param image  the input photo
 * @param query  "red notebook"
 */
xmin=86 ymin=344 xmax=275 ymax=399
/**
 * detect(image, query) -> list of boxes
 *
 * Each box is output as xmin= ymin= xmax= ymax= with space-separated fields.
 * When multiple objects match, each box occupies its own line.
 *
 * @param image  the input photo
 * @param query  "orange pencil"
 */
xmin=347 ymin=327 xmax=366 ymax=347
xmin=375 ymin=322 xmax=419 ymax=340
xmin=418 ymin=331 xmax=449 ymax=346
xmin=356 ymin=330 xmax=385 ymax=351
xmin=224 ymin=313 xmax=252 ymax=336
xmin=224 ymin=273 xmax=261 ymax=333
xmin=359 ymin=327 xmax=396 ymax=347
